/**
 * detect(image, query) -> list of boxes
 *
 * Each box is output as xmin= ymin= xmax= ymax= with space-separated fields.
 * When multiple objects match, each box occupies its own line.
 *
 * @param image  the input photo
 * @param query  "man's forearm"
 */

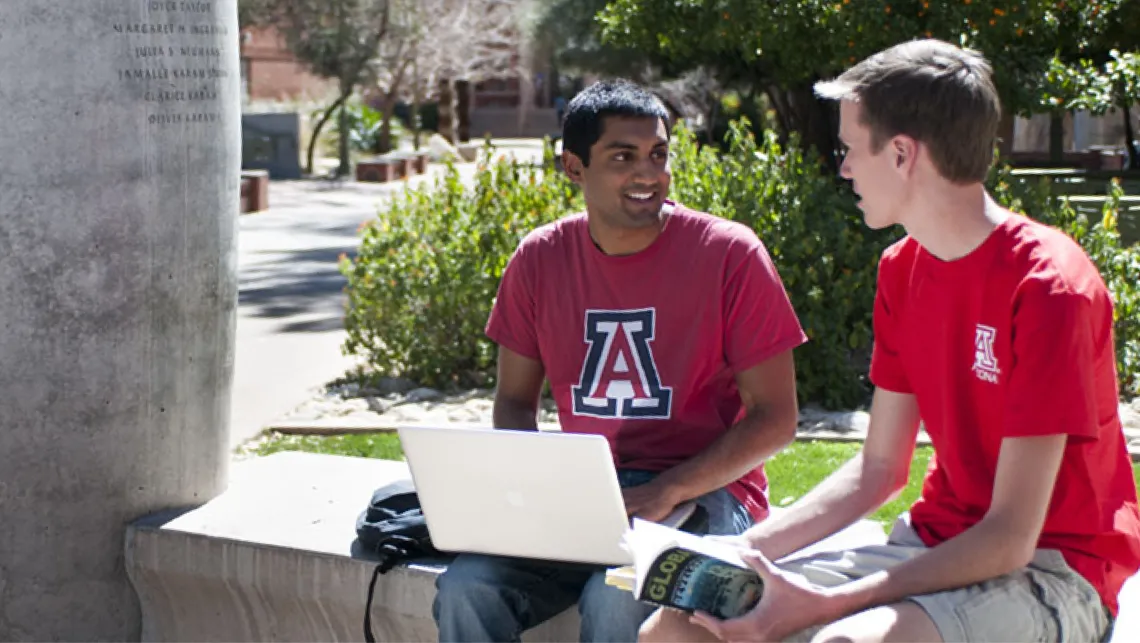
xmin=829 ymin=514 xmax=1032 ymax=615
xmin=492 ymin=399 xmax=538 ymax=430
xmin=744 ymin=452 xmax=899 ymax=560
xmin=654 ymin=404 xmax=796 ymax=506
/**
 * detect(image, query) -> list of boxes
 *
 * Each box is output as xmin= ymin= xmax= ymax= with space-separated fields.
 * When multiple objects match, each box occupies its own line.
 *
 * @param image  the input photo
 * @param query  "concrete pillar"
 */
xmin=0 ymin=1 xmax=239 ymax=640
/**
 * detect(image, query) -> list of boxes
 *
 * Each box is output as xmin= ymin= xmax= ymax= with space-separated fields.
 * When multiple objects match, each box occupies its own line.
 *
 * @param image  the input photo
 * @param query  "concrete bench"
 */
xmin=125 ymin=452 xmax=579 ymax=641
xmin=240 ymin=170 xmax=269 ymax=213
xmin=125 ymin=451 xmax=1138 ymax=641
xmin=355 ymin=156 xmax=405 ymax=183
xmin=355 ymin=152 xmax=429 ymax=184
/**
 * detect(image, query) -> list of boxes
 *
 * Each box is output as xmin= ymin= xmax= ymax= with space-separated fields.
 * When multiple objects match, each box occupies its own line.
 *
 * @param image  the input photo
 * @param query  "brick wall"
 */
xmin=240 ymin=27 xmax=334 ymax=102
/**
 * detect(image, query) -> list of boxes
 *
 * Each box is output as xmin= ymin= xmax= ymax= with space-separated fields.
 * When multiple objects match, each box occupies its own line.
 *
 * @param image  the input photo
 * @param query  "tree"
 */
xmin=361 ymin=0 xmax=425 ymax=154
xmin=530 ymin=0 xmax=657 ymax=81
xmin=1041 ymin=50 xmax=1140 ymax=169
xmin=1034 ymin=0 xmax=1140 ymax=168
xmin=356 ymin=0 xmax=525 ymax=149
xmin=422 ymin=0 xmax=525 ymax=143
xmin=598 ymin=0 xmax=1129 ymax=170
xmin=239 ymin=0 xmax=391 ymax=176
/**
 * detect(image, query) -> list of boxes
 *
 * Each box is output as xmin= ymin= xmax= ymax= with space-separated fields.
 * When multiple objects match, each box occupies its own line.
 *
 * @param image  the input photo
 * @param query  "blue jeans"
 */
xmin=432 ymin=469 xmax=754 ymax=642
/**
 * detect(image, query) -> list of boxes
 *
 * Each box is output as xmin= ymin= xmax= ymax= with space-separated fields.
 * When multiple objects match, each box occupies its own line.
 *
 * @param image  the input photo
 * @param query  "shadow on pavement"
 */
xmin=239 ymin=245 xmax=356 ymax=332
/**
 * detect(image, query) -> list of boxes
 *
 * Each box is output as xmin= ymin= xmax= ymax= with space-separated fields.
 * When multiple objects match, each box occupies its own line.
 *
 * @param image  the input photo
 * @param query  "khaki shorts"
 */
xmin=777 ymin=515 xmax=1113 ymax=642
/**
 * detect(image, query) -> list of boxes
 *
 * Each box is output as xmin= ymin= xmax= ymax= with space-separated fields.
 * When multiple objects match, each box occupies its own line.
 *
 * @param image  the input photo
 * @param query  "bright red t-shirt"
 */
xmin=870 ymin=214 xmax=1140 ymax=615
xmin=486 ymin=203 xmax=807 ymax=520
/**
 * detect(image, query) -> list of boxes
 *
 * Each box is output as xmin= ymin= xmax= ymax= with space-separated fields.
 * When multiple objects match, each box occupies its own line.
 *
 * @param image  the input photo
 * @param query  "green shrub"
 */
xmin=339 ymin=143 xmax=581 ymax=389
xmin=989 ymin=168 xmax=1140 ymax=397
xmin=325 ymin=98 xmax=407 ymax=155
xmin=669 ymin=119 xmax=902 ymax=408
xmin=341 ymin=119 xmax=1138 ymax=406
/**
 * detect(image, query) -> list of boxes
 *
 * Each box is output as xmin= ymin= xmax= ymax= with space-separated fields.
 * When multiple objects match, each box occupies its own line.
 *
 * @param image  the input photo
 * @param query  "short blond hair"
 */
xmin=816 ymin=39 xmax=1001 ymax=183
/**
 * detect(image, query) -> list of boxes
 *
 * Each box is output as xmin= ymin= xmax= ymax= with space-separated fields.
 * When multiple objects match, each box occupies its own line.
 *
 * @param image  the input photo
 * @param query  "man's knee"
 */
xmin=811 ymin=602 xmax=941 ymax=643
xmin=638 ymin=608 xmax=718 ymax=643
xmin=578 ymin=572 xmax=655 ymax=642
xmin=434 ymin=556 xmax=510 ymax=613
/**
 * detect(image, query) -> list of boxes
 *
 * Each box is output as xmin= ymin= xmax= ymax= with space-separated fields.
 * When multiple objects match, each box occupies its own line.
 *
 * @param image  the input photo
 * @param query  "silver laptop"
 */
xmin=397 ymin=425 xmax=639 ymax=566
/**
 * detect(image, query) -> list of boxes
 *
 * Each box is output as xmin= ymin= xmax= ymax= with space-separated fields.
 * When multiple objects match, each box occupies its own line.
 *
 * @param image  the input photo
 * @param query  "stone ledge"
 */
xmin=124 ymin=452 xmax=579 ymax=642
xmin=125 ymin=451 xmax=1138 ymax=642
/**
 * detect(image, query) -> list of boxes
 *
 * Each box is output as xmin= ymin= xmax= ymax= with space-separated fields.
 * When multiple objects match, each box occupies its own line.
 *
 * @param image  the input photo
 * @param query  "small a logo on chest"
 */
xmin=972 ymin=324 xmax=1000 ymax=384
xmin=571 ymin=308 xmax=672 ymax=419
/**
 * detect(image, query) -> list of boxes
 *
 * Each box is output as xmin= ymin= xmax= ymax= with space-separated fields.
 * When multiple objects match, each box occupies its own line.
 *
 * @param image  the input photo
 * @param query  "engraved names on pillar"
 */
xmin=113 ymin=1 xmax=228 ymax=126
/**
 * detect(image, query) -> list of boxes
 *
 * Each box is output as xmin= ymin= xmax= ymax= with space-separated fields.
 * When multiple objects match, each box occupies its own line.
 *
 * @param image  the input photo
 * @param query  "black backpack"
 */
xmin=355 ymin=479 xmax=442 ymax=642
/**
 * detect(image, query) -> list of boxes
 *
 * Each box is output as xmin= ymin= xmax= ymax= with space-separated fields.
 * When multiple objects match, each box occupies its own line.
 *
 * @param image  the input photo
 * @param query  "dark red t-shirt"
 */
xmin=486 ymin=204 xmax=807 ymax=519
xmin=870 ymin=214 xmax=1140 ymax=615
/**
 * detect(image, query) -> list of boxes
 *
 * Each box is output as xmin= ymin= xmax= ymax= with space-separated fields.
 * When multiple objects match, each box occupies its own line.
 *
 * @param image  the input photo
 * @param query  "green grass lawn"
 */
xmin=250 ymin=432 xmax=1140 ymax=526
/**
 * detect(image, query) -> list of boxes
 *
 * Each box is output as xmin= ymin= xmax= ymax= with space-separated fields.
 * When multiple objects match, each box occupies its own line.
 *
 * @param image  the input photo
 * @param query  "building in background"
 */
xmin=239 ymin=27 xmax=334 ymax=104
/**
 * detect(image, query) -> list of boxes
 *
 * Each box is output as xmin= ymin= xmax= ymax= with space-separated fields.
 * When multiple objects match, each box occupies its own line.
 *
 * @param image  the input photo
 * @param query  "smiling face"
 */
xmin=564 ymin=115 xmax=671 ymax=231
xmin=838 ymin=99 xmax=913 ymax=230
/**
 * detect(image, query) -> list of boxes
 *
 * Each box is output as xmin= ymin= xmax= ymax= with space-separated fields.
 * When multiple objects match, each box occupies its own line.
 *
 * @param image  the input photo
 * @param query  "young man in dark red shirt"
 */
xmin=642 ymin=38 xmax=1140 ymax=643
xmin=432 ymin=80 xmax=807 ymax=641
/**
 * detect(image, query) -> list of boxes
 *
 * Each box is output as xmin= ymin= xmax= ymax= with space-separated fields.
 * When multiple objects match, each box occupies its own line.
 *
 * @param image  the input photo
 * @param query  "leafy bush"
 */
xmin=668 ymin=119 xmax=902 ymax=408
xmin=326 ymin=98 xmax=407 ymax=155
xmin=341 ymin=119 xmax=1137 ymax=406
xmin=989 ymin=167 xmax=1140 ymax=397
xmin=340 ymin=143 xmax=581 ymax=389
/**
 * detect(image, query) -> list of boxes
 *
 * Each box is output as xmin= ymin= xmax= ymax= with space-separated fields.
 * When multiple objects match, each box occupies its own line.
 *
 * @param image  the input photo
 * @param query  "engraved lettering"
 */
xmin=179 ymin=46 xmax=221 ymax=57
xmin=116 ymin=23 xmax=177 ymax=34
xmin=114 ymin=4 xmax=225 ymax=127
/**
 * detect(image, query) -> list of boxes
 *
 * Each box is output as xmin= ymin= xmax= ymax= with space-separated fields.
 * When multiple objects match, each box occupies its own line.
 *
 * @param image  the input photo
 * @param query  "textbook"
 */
xmin=606 ymin=519 xmax=763 ymax=619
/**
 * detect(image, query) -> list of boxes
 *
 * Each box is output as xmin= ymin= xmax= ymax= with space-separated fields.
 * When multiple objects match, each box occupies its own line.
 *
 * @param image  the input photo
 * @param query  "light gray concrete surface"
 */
xmin=230 ymin=140 xmax=548 ymax=450
xmin=0 ymin=1 xmax=239 ymax=639
xmin=125 ymin=452 xmax=581 ymax=642
xmin=125 ymin=451 xmax=897 ymax=642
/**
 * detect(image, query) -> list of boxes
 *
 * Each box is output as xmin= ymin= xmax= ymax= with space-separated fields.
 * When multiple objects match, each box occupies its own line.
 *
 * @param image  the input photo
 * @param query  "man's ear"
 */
xmin=562 ymin=150 xmax=586 ymax=184
xmin=892 ymin=136 xmax=919 ymax=175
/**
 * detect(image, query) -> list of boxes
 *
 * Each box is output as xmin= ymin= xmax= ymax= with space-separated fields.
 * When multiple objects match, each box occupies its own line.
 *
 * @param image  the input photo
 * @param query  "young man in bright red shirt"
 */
xmin=432 ymin=80 xmax=807 ymax=641
xmin=642 ymin=39 xmax=1140 ymax=643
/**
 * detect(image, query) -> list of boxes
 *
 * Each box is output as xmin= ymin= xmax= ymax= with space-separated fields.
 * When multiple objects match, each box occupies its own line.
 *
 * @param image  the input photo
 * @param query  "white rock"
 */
xmin=406 ymin=388 xmax=443 ymax=403
xmin=327 ymin=382 xmax=361 ymax=398
xmin=389 ymin=406 xmax=426 ymax=423
xmin=332 ymin=398 xmax=370 ymax=416
xmin=366 ymin=377 xmax=417 ymax=396
xmin=797 ymin=406 xmax=870 ymax=435
xmin=1121 ymin=402 xmax=1140 ymax=432
xmin=427 ymin=133 xmax=460 ymax=162
xmin=446 ymin=407 xmax=483 ymax=423
xmin=366 ymin=397 xmax=390 ymax=414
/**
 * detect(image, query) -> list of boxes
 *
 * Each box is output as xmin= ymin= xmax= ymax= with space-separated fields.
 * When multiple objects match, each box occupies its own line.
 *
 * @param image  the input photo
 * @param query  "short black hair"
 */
xmin=562 ymin=79 xmax=670 ymax=167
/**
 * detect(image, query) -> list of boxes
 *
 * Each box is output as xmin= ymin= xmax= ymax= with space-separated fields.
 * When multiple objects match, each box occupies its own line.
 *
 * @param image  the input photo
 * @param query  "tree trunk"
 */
xmin=766 ymin=84 xmax=840 ymax=173
xmin=1049 ymin=111 xmax=1065 ymax=163
xmin=996 ymin=110 xmax=1015 ymax=160
xmin=305 ymin=93 xmax=348 ymax=176
xmin=1123 ymin=104 xmax=1139 ymax=170
xmin=705 ymin=96 xmax=720 ymax=145
xmin=412 ymin=60 xmax=422 ymax=151
xmin=457 ymin=80 xmax=471 ymax=143
xmin=337 ymin=91 xmax=351 ymax=177
xmin=438 ymin=78 xmax=458 ymax=144
xmin=764 ymin=85 xmax=792 ymax=140
xmin=378 ymin=100 xmax=397 ymax=154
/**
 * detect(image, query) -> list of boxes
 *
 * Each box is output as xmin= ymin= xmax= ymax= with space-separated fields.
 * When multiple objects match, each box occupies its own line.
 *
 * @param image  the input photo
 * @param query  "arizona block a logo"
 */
xmin=572 ymin=309 xmax=673 ymax=419
xmin=972 ymin=324 xmax=1000 ymax=384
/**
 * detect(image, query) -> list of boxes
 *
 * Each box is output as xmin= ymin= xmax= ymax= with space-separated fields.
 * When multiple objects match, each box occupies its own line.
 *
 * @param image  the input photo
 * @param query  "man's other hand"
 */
xmin=622 ymin=480 xmax=684 ymax=523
